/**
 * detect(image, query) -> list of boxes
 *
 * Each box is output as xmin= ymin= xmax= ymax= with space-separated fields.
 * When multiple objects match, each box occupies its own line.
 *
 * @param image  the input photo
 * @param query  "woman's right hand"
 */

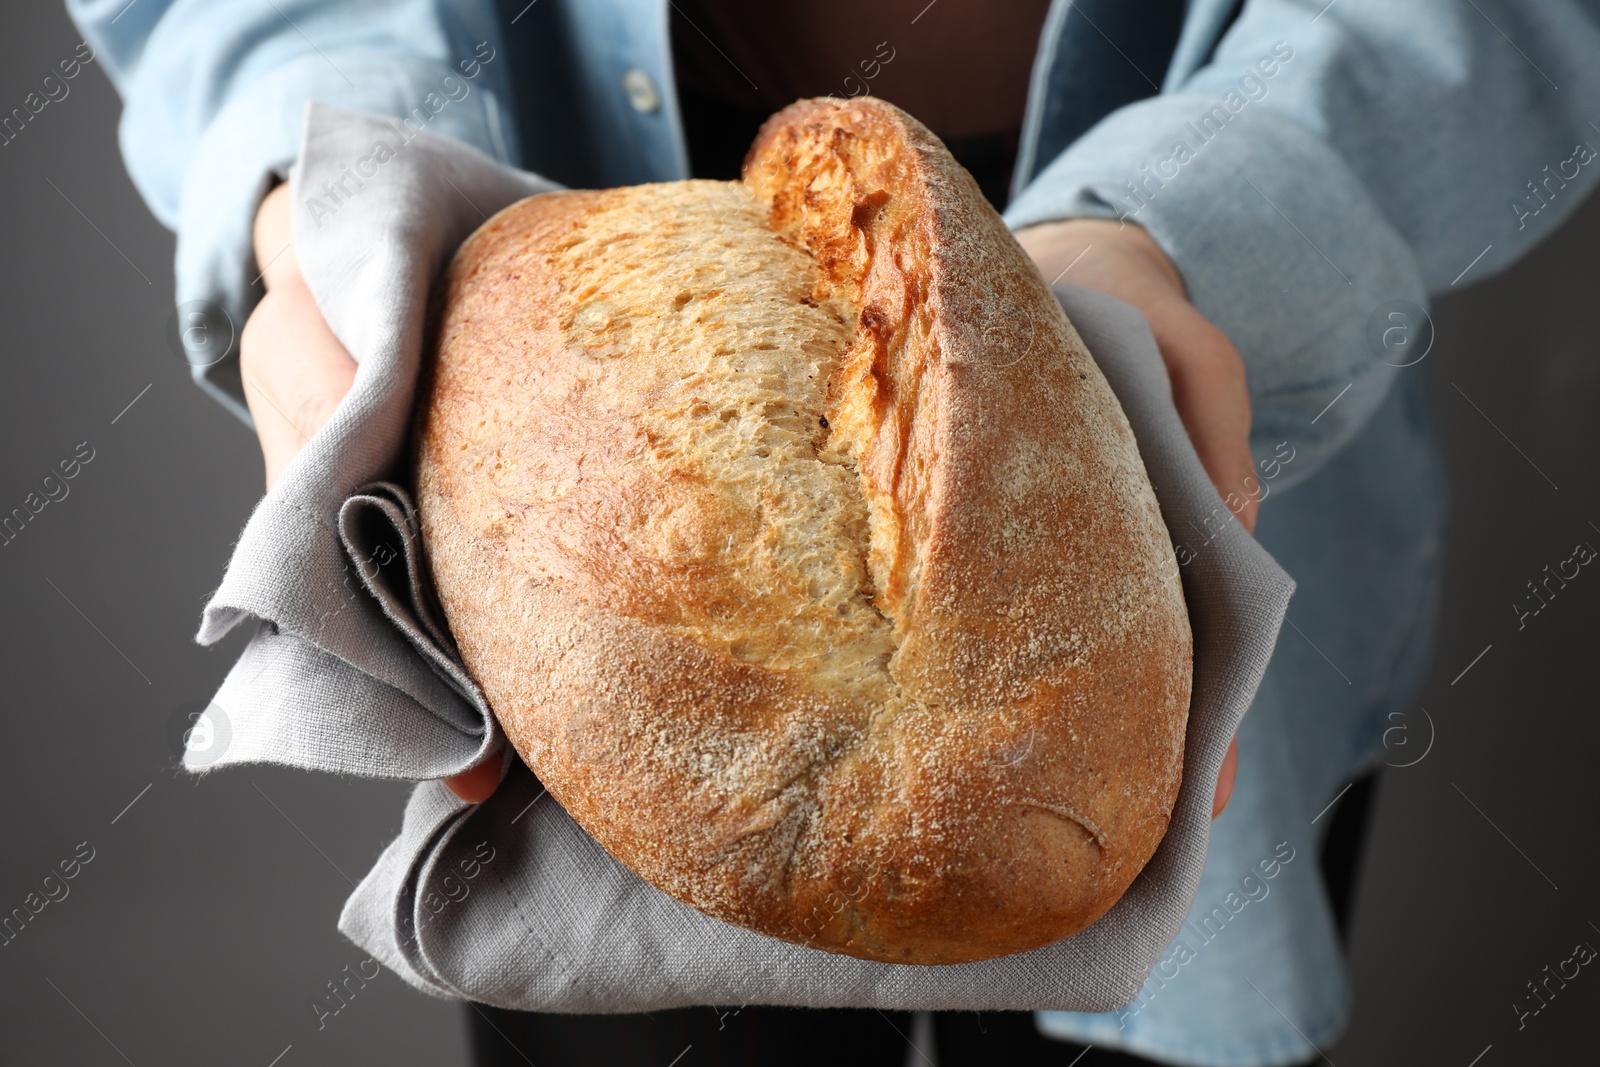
xmin=240 ymin=182 xmax=358 ymax=492
xmin=240 ymin=183 xmax=501 ymax=805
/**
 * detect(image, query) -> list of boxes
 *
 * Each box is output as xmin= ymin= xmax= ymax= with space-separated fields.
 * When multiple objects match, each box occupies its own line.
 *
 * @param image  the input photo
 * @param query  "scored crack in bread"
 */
xmin=414 ymin=97 xmax=1192 ymax=965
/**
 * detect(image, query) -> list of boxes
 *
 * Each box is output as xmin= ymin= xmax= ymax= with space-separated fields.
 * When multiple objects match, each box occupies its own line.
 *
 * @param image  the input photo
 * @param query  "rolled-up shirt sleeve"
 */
xmin=66 ymin=0 xmax=519 ymax=422
xmin=1004 ymin=0 xmax=1600 ymax=488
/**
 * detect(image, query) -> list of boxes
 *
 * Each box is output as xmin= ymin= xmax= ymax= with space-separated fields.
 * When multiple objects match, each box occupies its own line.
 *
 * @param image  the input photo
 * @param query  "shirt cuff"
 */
xmin=1004 ymin=94 xmax=1425 ymax=491
xmin=168 ymin=48 xmax=518 ymax=423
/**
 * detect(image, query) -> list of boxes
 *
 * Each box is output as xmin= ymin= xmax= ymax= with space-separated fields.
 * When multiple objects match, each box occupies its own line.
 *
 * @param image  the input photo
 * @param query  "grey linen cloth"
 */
xmin=193 ymin=103 xmax=1294 ymax=1013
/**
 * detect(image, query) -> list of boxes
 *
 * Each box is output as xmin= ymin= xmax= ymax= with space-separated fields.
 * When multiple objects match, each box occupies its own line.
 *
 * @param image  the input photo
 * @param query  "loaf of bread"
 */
xmin=413 ymin=98 xmax=1192 ymax=965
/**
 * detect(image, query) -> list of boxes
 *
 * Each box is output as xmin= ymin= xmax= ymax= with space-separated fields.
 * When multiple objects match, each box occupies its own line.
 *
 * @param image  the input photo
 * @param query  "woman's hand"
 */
xmin=240 ymin=184 xmax=357 ymax=490
xmin=1016 ymin=217 xmax=1252 ymax=819
xmin=241 ymin=183 xmax=499 ymax=804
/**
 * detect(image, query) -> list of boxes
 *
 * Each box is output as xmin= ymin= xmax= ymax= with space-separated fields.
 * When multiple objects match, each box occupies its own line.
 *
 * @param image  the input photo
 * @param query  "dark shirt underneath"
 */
xmin=669 ymin=0 xmax=1052 ymax=208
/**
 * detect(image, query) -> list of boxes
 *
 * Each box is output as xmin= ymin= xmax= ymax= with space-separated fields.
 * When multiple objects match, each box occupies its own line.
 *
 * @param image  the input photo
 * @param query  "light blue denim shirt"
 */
xmin=66 ymin=1 xmax=1600 ymax=1063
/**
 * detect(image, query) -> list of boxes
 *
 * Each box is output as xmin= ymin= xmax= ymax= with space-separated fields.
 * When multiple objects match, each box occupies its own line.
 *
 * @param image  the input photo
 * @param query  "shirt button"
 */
xmin=622 ymin=68 xmax=661 ymax=114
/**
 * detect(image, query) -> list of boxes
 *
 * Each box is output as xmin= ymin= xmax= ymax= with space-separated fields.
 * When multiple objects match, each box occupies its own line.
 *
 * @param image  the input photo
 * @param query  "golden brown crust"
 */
xmin=415 ymin=97 xmax=1192 ymax=965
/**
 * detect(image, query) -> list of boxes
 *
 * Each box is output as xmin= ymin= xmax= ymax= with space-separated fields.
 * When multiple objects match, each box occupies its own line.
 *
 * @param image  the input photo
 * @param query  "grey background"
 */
xmin=0 ymin=4 xmax=1594 ymax=1066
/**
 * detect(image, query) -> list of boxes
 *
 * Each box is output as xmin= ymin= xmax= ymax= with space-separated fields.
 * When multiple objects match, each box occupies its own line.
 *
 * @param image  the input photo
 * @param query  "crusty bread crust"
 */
xmin=415 ymin=98 xmax=1191 ymax=965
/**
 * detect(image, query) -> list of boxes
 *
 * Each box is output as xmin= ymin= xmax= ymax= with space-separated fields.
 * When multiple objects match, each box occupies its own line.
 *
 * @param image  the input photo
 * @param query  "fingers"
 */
xmin=240 ymin=182 xmax=357 ymax=491
xmin=444 ymin=759 xmax=503 ymax=803
xmin=1212 ymin=734 xmax=1239 ymax=818
xmin=1015 ymin=217 xmax=1185 ymax=295
xmin=1017 ymin=219 xmax=1261 ymax=537
xmin=240 ymin=272 xmax=357 ymax=490
xmin=253 ymin=183 xmax=298 ymax=292
xmin=1148 ymin=308 xmax=1259 ymax=534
